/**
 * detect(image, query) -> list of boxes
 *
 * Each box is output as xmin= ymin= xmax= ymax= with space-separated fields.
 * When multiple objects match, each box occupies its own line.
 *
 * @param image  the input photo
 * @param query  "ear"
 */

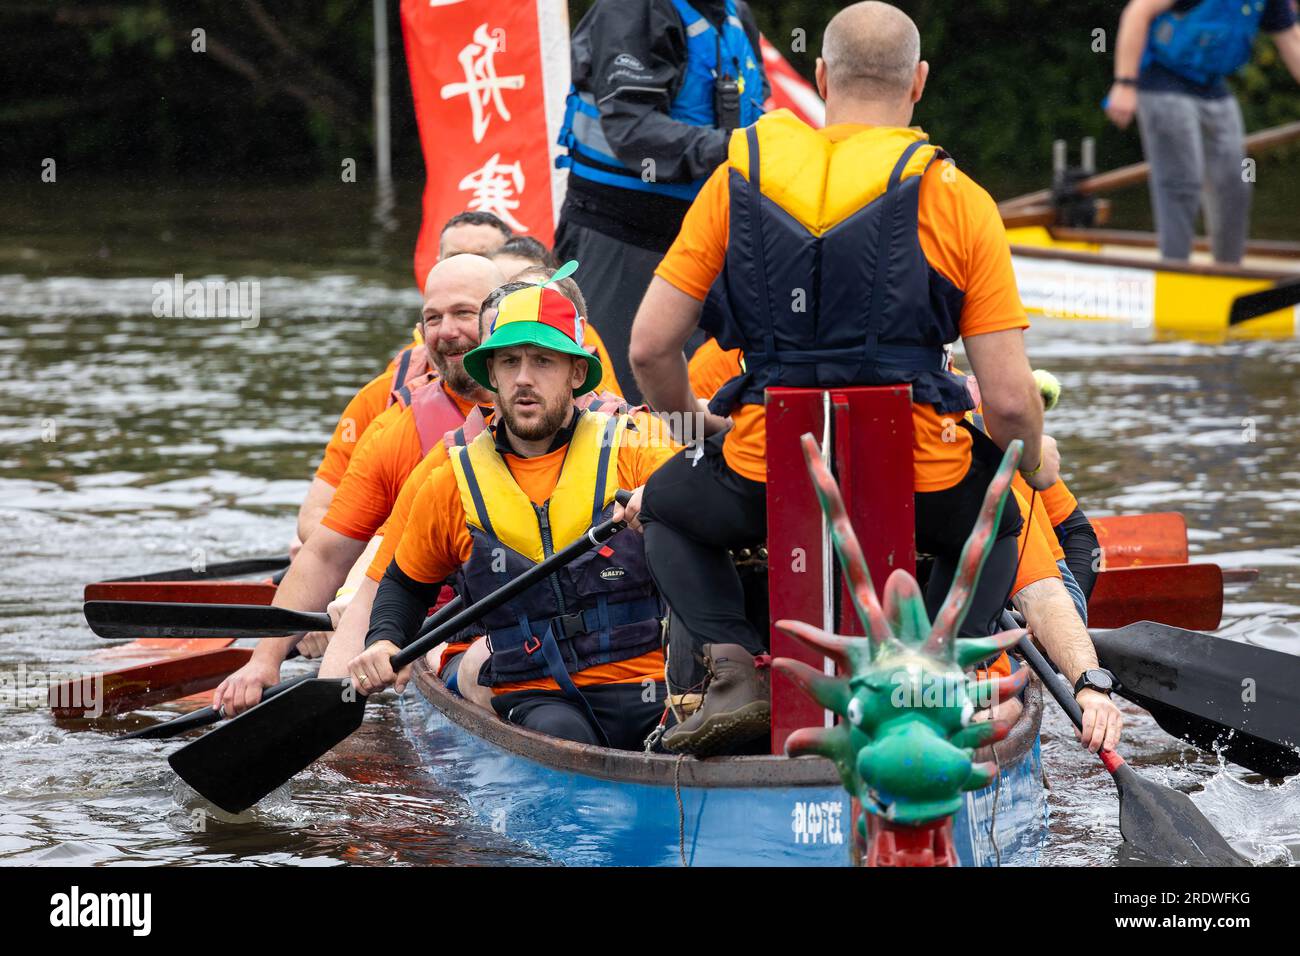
xmin=815 ymin=58 xmax=828 ymax=100
xmin=571 ymin=357 xmax=588 ymax=390
xmin=913 ymin=61 xmax=929 ymax=104
xmin=486 ymin=355 xmax=499 ymax=390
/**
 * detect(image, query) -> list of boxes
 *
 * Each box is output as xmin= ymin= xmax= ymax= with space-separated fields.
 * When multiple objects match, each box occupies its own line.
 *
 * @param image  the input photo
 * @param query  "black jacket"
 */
xmin=559 ymin=0 xmax=768 ymax=252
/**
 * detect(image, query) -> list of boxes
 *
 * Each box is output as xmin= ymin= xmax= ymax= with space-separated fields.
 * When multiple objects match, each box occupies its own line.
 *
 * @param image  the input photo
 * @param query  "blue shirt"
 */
xmin=1139 ymin=0 xmax=1297 ymax=98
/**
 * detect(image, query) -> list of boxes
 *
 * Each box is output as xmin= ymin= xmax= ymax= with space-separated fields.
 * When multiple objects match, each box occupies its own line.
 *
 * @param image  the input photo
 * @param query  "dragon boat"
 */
xmin=399 ymin=386 xmax=1051 ymax=866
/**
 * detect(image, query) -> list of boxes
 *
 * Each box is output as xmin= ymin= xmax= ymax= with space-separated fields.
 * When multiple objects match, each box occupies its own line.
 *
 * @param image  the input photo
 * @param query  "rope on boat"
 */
xmin=674 ymin=753 xmax=688 ymax=867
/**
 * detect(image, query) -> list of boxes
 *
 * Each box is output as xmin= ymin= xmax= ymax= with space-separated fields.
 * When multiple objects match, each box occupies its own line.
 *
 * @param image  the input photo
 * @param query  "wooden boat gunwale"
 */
xmin=409 ymin=655 xmax=1045 ymax=789
xmin=1010 ymin=238 xmax=1298 ymax=282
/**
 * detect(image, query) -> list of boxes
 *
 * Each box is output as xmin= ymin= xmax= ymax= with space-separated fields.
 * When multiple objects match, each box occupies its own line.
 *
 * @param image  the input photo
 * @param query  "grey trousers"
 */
xmin=1136 ymin=90 xmax=1251 ymax=263
xmin=553 ymin=218 xmax=664 ymax=404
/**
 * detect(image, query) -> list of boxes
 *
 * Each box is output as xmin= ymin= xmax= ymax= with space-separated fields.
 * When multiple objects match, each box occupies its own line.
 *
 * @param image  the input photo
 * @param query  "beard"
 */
xmin=429 ymin=339 xmax=478 ymax=396
xmin=498 ymin=386 xmax=572 ymax=442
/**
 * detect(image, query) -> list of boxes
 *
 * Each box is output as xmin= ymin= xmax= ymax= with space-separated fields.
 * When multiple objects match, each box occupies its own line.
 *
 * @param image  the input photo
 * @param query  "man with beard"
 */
xmin=349 ymin=283 xmax=679 ymax=748
xmin=315 ymin=272 xmax=629 ymax=686
xmin=213 ymin=254 xmax=506 ymax=715
xmin=293 ymin=213 xmax=515 ymax=551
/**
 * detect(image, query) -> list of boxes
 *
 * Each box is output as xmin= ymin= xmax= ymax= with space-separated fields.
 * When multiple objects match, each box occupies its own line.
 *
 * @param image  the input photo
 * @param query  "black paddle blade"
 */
xmin=1229 ymin=276 xmax=1300 ymax=326
xmin=1093 ymin=623 xmax=1300 ymax=777
xmin=121 ymin=706 xmax=221 ymax=741
xmin=1112 ymin=762 xmax=1248 ymax=866
xmin=122 ymin=673 xmax=315 ymax=741
xmin=168 ymin=678 xmax=366 ymax=813
xmin=105 ymin=556 xmax=290 ymax=583
xmin=85 ymin=601 xmax=330 ymax=640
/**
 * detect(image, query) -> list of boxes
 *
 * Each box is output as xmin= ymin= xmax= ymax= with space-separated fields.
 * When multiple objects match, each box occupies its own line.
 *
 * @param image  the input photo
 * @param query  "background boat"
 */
xmin=1008 ymin=225 xmax=1300 ymax=340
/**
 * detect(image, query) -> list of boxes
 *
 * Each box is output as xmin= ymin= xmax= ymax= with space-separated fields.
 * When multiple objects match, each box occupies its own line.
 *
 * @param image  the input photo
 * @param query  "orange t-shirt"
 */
xmin=688 ymin=337 xmax=744 ymax=401
xmin=656 ymin=125 xmax=1028 ymax=492
xmin=394 ymin=411 xmax=679 ymax=694
xmin=365 ymin=414 xmax=483 ymax=582
xmin=582 ymin=322 xmax=623 ymax=398
xmin=1040 ymin=478 xmax=1079 ymax=528
xmin=320 ymin=378 xmax=477 ymax=542
xmin=1010 ymin=487 xmax=1064 ymax=595
xmin=315 ymin=367 xmax=403 ymax=487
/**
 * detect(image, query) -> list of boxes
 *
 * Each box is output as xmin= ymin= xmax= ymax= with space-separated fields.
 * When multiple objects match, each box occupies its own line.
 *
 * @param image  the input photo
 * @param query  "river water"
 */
xmin=1 ymin=181 xmax=1298 ymax=866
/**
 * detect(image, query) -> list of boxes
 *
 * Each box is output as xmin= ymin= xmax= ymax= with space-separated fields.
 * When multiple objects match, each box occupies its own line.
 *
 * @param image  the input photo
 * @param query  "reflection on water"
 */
xmin=1 ymin=183 xmax=1298 ymax=866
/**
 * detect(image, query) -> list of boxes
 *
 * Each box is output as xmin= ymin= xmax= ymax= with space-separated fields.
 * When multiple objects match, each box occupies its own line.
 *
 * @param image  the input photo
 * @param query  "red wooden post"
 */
xmin=765 ymin=386 xmax=915 ymax=755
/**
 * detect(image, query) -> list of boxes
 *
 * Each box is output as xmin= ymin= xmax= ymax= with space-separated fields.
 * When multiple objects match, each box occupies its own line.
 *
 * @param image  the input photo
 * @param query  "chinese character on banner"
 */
xmin=458 ymin=154 xmax=526 ymax=231
xmin=402 ymin=0 xmax=571 ymax=288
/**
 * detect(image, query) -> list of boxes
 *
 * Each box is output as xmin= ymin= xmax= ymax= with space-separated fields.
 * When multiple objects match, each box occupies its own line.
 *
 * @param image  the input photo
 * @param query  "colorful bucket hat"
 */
xmin=463 ymin=261 xmax=602 ymax=396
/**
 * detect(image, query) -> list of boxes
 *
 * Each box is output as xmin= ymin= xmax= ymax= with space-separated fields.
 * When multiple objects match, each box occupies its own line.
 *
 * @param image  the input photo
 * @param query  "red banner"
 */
xmin=402 ymin=0 xmax=570 ymax=287
xmin=759 ymin=35 xmax=825 ymax=128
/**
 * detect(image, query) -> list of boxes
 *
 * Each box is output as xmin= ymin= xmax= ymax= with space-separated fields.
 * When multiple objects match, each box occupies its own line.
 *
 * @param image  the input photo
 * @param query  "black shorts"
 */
xmin=490 ymin=681 xmax=672 ymax=751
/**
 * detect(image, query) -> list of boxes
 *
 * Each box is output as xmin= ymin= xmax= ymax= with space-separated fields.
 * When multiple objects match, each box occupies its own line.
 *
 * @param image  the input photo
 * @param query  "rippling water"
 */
xmin=2 ymin=183 xmax=1298 ymax=866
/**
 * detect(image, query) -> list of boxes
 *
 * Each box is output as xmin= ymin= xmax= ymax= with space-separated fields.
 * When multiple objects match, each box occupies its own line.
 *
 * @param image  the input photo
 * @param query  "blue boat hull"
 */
xmin=399 ymin=662 xmax=1048 ymax=866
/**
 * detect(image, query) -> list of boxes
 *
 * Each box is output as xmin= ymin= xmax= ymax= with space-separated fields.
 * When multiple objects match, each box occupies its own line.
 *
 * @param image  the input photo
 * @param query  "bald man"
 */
xmin=631 ymin=2 xmax=1117 ymax=756
xmin=215 ymin=255 xmax=505 ymax=715
xmin=292 ymin=215 xmax=514 ymax=553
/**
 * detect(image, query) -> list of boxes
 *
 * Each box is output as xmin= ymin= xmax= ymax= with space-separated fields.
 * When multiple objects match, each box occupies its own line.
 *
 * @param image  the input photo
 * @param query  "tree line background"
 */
xmin=2 ymin=0 xmax=1296 ymax=199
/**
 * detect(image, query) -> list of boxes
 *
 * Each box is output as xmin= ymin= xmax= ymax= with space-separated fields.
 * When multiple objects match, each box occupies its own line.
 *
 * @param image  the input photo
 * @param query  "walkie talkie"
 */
xmin=712 ymin=34 xmax=741 ymax=132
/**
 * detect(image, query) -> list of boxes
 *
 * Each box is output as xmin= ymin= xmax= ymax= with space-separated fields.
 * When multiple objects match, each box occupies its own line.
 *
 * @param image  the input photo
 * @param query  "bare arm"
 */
xmin=318 ymin=575 xmax=379 ymax=679
xmin=1115 ymin=0 xmax=1173 ymax=79
xmin=962 ymin=329 xmax=1050 ymax=485
xmin=1106 ymin=0 xmax=1175 ymax=128
xmin=629 ymin=277 xmax=701 ymax=416
xmin=296 ymin=477 xmax=337 ymax=543
xmin=212 ymin=526 xmax=367 ymax=714
xmin=1273 ymin=24 xmax=1300 ymax=84
xmin=1013 ymin=577 xmax=1124 ymax=752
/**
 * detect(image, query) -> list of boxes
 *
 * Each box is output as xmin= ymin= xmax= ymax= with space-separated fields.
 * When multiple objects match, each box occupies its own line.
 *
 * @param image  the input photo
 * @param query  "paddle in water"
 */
xmin=1092 ymin=621 xmax=1300 ymax=778
xmin=103 ymin=555 xmax=289 ymax=583
xmin=168 ymin=494 xmax=632 ymax=813
xmin=1009 ymin=613 xmax=1247 ymax=866
xmin=125 ymin=596 xmax=465 ymax=741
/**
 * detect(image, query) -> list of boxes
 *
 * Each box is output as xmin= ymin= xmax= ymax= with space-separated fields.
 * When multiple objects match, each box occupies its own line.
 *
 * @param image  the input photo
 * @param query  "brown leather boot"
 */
xmin=662 ymin=644 xmax=770 ymax=756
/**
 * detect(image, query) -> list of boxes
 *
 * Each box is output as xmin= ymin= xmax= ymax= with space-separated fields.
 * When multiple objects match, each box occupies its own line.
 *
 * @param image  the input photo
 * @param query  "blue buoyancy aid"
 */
xmin=1144 ymin=0 xmax=1268 ymax=86
xmin=556 ymin=0 xmax=764 ymax=201
xmin=701 ymin=113 xmax=974 ymax=418
xmin=448 ymin=410 xmax=663 ymax=699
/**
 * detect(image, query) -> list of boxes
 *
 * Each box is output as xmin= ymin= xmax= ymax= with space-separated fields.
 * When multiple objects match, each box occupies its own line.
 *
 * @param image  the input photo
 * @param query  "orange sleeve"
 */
xmin=1010 ymin=488 xmax=1063 ymax=596
xmin=688 ymin=337 xmax=743 ymax=400
xmin=314 ymin=370 xmax=394 ymax=487
xmin=1042 ymin=478 xmax=1079 ymax=527
xmin=367 ymin=439 xmax=453 ymax=582
xmin=392 ymin=460 xmax=474 ymax=585
xmin=617 ymin=410 xmax=682 ymax=490
xmin=320 ymin=405 xmax=422 ymax=542
xmin=917 ymin=166 xmax=1029 ymax=339
xmin=654 ymin=164 xmax=732 ymax=301
xmin=583 ymin=321 xmax=624 ymax=398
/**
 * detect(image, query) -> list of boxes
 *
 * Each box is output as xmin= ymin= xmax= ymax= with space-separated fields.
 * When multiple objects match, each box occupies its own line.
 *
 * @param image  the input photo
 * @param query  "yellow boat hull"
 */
xmin=1007 ymin=226 xmax=1298 ymax=340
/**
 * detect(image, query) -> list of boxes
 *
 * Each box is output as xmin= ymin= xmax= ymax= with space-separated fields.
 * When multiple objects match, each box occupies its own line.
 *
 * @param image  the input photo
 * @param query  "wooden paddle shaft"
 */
xmin=1002 ymin=120 xmax=1300 ymax=210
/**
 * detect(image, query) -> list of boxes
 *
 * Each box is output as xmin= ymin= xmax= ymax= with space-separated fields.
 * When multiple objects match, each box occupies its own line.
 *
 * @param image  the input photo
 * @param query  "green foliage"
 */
xmin=1 ymin=1 xmax=1295 ymax=189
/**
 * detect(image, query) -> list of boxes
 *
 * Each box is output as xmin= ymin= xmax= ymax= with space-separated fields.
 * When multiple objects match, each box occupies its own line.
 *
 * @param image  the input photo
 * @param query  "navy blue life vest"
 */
xmin=556 ymin=0 xmax=764 ymax=201
xmin=448 ymin=410 xmax=662 ymax=700
xmin=1144 ymin=0 xmax=1268 ymax=86
xmin=701 ymin=113 xmax=974 ymax=418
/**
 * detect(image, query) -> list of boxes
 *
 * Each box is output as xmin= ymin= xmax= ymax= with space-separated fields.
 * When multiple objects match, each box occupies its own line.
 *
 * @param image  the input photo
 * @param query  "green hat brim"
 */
xmin=463 ymin=321 xmax=603 ymax=396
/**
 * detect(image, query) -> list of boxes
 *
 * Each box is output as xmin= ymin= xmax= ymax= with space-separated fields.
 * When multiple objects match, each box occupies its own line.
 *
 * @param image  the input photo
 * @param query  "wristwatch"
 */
xmin=1074 ymin=668 xmax=1116 ymax=697
xmin=1114 ymin=77 xmax=1138 ymax=86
